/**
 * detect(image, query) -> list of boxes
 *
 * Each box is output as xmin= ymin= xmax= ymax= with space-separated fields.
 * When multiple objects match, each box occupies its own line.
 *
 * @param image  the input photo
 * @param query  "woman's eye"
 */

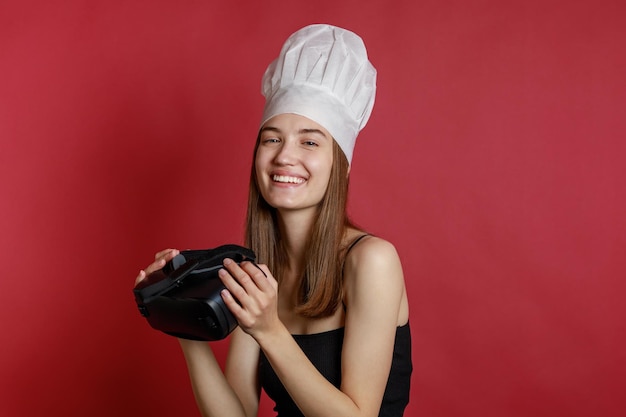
xmin=303 ymin=140 xmax=318 ymax=147
xmin=263 ymin=137 xmax=280 ymax=144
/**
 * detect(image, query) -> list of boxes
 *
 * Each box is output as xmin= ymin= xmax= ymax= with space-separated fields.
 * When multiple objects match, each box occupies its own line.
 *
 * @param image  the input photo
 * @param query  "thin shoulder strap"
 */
xmin=342 ymin=234 xmax=370 ymax=274
xmin=346 ymin=233 xmax=370 ymax=255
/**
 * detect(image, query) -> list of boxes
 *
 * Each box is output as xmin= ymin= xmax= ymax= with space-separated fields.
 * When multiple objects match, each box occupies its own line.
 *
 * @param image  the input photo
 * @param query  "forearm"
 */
xmin=178 ymin=339 xmax=249 ymax=417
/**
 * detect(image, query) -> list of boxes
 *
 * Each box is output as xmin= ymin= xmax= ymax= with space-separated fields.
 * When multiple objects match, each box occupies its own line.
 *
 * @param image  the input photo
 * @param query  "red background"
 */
xmin=1 ymin=1 xmax=624 ymax=416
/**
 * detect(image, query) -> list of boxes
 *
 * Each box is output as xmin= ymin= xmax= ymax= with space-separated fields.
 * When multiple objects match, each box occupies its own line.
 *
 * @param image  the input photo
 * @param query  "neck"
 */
xmin=276 ymin=207 xmax=317 ymax=274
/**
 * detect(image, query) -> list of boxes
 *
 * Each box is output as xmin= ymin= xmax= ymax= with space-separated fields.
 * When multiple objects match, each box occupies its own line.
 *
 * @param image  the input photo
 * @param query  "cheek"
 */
xmin=311 ymin=156 xmax=334 ymax=190
xmin=320 ymin=154 xmax=334 ymax=178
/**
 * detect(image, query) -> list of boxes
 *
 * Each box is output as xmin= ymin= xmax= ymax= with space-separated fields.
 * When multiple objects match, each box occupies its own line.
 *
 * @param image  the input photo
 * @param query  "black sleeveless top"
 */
xmin=258 ymin=323 xmax=412 ymax=416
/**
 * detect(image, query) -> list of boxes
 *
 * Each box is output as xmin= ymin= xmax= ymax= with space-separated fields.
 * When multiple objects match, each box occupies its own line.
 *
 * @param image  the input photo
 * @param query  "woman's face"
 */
xmin=255 ymin=113 xmax=334 ymax=214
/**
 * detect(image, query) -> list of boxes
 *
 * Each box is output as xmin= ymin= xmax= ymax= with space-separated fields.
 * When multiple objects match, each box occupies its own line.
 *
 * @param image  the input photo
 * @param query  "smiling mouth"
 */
xmin=272 ymin=175 xmax=305 ymax=184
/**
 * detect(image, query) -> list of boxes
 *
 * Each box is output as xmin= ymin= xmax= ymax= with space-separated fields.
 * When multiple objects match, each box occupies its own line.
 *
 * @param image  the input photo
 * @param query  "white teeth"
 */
xmin=273 ymin=175 xmax=305 ymax=184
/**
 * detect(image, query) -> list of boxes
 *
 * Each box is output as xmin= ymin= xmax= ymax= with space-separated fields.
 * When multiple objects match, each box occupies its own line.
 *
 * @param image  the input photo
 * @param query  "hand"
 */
xmin=134 ymin=248 xmax=180 ymax=287
xmin=218 ymin=259 xmax=281 ymax=338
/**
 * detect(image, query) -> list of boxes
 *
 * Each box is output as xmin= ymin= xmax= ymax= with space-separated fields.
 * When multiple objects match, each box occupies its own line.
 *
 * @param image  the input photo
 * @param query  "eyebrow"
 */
xmin=261 ymin=126 xmax=329 ymax=139
xmin=299 ymin=128 xmax=327 ymax=137
xmin=260 ymin=126 xmax=281 ymax=134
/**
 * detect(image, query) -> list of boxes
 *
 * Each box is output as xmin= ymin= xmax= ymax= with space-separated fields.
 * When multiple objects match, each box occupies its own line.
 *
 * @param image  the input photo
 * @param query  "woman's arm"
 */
xmin=339 ymin=237 xmax=409 ymax=415
xmin=179 ymin=330 xmax=260 ymax=417
xmin=220 ymin=236 xmax=408 ymax=417
xmin=225 ymin=327 xmax=262 ymax=417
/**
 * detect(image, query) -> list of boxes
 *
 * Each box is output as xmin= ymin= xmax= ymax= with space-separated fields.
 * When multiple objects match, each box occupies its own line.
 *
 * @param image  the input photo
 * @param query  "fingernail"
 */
xmin=223 ymin=258 xmax=232 ymax=266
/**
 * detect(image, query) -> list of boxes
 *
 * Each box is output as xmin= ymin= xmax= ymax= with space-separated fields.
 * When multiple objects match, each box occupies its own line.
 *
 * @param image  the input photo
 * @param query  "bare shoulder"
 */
xmin=344 ymin=235 xmax=402 ymax=275
xmin=343 ymin=235 xmax=405 ymax=292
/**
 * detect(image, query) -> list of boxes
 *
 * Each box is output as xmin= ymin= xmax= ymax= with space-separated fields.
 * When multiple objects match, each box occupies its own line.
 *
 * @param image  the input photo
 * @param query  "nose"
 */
xmin=273 ymin=139 xmax=298 ymax=165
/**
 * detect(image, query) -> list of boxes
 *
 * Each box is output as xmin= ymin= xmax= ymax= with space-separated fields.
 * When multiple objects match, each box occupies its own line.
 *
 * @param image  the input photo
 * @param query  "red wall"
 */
xmin=1 ymin=1 xmax=624 ymax=416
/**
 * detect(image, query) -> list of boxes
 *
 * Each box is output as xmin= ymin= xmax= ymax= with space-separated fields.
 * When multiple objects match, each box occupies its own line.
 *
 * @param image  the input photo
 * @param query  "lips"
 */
xmin=272 ymin=174 xmax=306 ymax=184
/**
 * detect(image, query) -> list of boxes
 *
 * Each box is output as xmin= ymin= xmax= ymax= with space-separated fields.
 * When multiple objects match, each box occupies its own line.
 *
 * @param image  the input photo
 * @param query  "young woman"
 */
xmin=135 ymin=24 xmax=412 ymax=417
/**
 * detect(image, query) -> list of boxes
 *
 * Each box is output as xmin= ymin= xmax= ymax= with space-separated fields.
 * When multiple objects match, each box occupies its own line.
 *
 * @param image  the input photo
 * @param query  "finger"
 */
xmin=154 ymin=248 xmax=178 ymax=261
xmin=145 ymin=249 xmax=179 ymax=275
xmin=218 ymin=267 xmax=249 ymax=304
xmin=240 ymin=262 xmax=273 ymax=292
xmin=143 ymin=258 xmax=167 ymax=276
xmin=222 ymin=258 xmax=257 ymax=292
xmin=134 ymin=269 xmax=146 ymax=286
xmin=257 ymin=264 xmax=278 ymax=290
xmin=220 ymin=288 xmax=245 ymax=316
xmin=220 ymin=288 xmax=259 ymax=330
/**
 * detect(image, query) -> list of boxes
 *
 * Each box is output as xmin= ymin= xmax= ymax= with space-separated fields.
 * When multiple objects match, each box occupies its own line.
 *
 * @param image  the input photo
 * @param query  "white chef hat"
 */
xmin=260 ymin=24 xmax=377 ymax=164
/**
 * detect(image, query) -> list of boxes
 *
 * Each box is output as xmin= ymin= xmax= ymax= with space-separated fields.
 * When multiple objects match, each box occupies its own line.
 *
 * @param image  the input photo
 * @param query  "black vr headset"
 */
xmin=133 ymin=244 xmax=256 ymax=341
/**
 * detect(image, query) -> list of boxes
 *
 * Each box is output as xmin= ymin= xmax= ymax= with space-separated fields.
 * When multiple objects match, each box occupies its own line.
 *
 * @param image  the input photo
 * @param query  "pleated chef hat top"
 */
xmin=260 ymin=24 xmax=377 ymax=164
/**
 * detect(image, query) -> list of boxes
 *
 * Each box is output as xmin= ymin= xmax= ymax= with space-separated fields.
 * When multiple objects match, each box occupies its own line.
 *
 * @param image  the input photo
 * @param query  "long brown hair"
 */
xmin=245 ymin=134 xmax=358 ymax=317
